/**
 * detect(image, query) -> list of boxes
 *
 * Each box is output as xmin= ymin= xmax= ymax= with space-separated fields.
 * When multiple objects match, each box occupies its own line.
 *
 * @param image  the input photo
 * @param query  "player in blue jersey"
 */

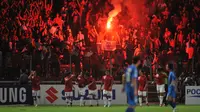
xmin=122 ymin=56 xmax=141 ymax=112
xmin=166 ymin=63 xmax=177 ymax=112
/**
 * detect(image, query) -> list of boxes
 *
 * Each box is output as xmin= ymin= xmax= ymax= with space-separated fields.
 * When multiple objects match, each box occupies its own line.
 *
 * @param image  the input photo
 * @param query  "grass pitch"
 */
xmin=0 ymin=105 xmax=200 ymax=112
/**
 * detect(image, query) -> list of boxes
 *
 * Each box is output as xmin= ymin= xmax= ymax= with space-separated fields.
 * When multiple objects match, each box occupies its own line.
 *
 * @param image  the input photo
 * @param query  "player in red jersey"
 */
xmin=100 ymin=70 xmax=114 ymax=107
xmin=153 ymin=68 xmax=168 ymax=106
xmin=138 ymin=69 xmax=148 ymax=106
xmin=64 ymin=72 xmax=75 ymax=106
xmin=77 ymin=72 xmax=87 ymax=106
xmin=28 ymin=70 xmax=40 ymax=107
xmin=87 ymin=74 xmax=99 ymax=106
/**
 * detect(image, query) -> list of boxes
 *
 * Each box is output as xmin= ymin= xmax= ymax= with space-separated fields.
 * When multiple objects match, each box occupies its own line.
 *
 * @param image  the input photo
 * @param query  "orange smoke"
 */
xmin=106 ymin=0 xmax=122 ymax=30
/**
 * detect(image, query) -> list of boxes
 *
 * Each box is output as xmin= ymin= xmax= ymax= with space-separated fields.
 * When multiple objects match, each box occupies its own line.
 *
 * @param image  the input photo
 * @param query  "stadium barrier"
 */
xmin=0 ymin=85 xmax=33 ymax=105
xmin=185 ymin=86 xmax=200 ymax=105
xmin=39 ymin=85 xmax=127 ymax=105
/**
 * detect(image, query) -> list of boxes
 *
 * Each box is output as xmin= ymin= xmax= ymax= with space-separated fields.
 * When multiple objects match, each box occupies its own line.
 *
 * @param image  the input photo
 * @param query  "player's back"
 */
xmin=125 ymin=64 xmax=138 ymax=90
xmin=154 ymin=73 xmax=167 ymax=85
xmin=31 ymin=76 xmax=40 ymax=90
xmin=138 ymin=75 xmax=147 ymax=89
xmin=168 ymin=71 xmax=176 ymax=86
xmin=64 ymin=75 xmax=73 ymax=92
xmin=77 ymin=75 xmax=86 ymax=88
xmin=102 ymin=75 xmax=113 ymax=91
xmin=88 ymin=76 xmax=97 ymax=90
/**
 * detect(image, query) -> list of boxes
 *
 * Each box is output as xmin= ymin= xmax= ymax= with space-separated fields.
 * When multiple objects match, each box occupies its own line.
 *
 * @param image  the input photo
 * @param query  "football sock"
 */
xmin=69 ymin=98 xmax=72 ymax=105
xmin=158 ymin=95 xmax=160 ymax=101
xmin=126 ymin=108 xmax=134 ymax=112
xmin=94 ymin=95 xmax=99 ymax=105
xmin=65 ymin=98 xmax=69 ymax=103
xmin=172 ymin=102 xmax=176 ymax=109
xmin=96 ymin=99 xmax=99 ymax=105
xmin=107 ymin=96 xmax=112 ymax=107
xmin=139 ymin=97 xmax=142 ymax=106
xmin=169 ymin=101 xmax=175 ymax=108
xmin=89 ymin=99 xmax=92 ymax=105
xmin=33 ymin=96 xmax=37 ymax=105
xmin=80 ymin=96 xmax=84 ymax=106
xmin=89 ymin=95 xmax=92 ymax=105
xmin=103 ymin=96 xmax=107 ymax=106
xmin=70 ymin=97 xmax=73 ymax=106
xmin=160 ymin=96 xmax=164 ymax=105
xmin=36 ymin=97 xmax=40 ymax=105
xmin=145 ymin=97 xmax=148 ymax=104
xmin=108 ymin=99 xmax=111 ymax=107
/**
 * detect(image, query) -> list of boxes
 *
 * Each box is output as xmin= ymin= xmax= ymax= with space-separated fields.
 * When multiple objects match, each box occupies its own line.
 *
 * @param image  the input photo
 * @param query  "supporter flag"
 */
xmin=102 ymin=40 xmax=116 ymax=51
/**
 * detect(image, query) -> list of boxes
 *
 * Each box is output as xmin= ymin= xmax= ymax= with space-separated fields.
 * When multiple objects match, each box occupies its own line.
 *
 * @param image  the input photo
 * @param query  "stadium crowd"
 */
xmin=0 ymin=0 xmax=200 ymax=83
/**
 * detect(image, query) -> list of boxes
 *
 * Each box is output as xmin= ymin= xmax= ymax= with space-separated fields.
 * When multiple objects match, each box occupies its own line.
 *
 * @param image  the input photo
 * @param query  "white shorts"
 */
xmin=79 ymin=87 xmax=86 ymax=96
xmin=65 ymin=92 xmax=73 ymax=97
xmin=103 ymin=90 xmax=112 ymax=97
xmin=156 ymin=84 xmax=165 ymax=93
xmin=89 ymin=89 xmax=98 ymax=96
xmin=138 ymin=90 xmax=147 ymax=96
xmin=32 ymin=90 xmax=40 ymax=97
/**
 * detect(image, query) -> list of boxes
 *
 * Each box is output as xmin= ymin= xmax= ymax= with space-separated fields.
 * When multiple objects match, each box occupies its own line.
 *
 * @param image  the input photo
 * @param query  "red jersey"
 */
xmin=102 ymin=75 xmax=114 ymax=91
xmin=77 ymin=75 xmax=87 ymax=88
xmin=31 ymin=76 xmax=40 ymax=90
xmin=153 ymin=73 xmax=167 ymax=85
xmin=87 ymin=76 xmax=97 ymax=90
xmin=64 ymin=74 xmax=75 ymax=92
xmin=138 ymin=75 xmax=147 ymax=91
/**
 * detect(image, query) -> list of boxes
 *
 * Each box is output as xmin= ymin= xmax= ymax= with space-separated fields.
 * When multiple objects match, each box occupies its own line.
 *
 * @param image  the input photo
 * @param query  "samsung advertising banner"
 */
xmin=185 ymin=86 xmax=200 ymax=105
xmin=0 ymin=85 xmax=33 ymax=105
xmin=40 ymin=85 xmax=127 ymax=105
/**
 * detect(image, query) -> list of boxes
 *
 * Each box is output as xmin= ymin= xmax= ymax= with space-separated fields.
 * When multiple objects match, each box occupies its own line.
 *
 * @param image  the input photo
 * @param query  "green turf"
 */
xmin=0 ymin=105 xmax=200 ymax=112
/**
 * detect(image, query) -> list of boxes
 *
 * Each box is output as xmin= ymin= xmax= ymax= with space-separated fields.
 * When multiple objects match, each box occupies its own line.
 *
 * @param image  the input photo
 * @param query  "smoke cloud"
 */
xmin=107 ymin=0 xmax=123 ymax=29
xmin=123 ymin=0 xmax=146 ymax=23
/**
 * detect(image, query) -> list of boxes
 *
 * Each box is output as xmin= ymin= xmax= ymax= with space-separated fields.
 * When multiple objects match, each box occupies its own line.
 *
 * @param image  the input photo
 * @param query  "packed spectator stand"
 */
xmin=0 ymin=0 xmax=200 ymax=89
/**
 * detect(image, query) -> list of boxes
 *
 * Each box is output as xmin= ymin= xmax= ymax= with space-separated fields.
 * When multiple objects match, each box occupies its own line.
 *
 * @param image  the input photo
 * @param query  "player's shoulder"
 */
xmin=129 ymin=64 xmax=136 ymax=69
xmin=36 ymin=75 xmax=40 ymax=78
xmin=138 ymin=76 xmax=141 ymax=79
xmin=65 ymin=75 xmax=70 ymax=78
xmin=102 ymin=75 xmax=106 ymax=79
xmin=88 ymin=76 xmax=93 ymax=80
xmin=169 ymin=71 xmax=175 ymax=75
xmin=127 ymin=65 xmax=134 ymax=71
xmin=110 ymin=75 xmax=114 ymax=79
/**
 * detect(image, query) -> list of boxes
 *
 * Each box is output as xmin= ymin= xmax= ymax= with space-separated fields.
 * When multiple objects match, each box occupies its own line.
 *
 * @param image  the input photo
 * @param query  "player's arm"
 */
xmin=122 ymin=74 xmax=125 ymax=92
xmin=144 ymin=77 xmax=148 ymax=90
xmin=100 ymin=81 xmax=103 ymax=90
xmin=111 ymin=76 xmax=114 ymax=87
xmin=88 ymin=80 xmax=94 ymax=87
xmin=161 ymin=71 xmax=168 ymax=78
xmin=100 ymin=78 xmax=104 ymax=90
xmin=75 ymin=76 xmax=79 ymax=85
xmin=171 ymin=77 xmax=176 ymax=87
xmin=151 ymin=73 xmax=157 ymax=84
xmin=37 ymin=77 xmax=41 ymax=85
xmin=109 ymin=76 xmax=114 ymax=90
xmin=132 ymin=70 xmax=138 ymax=96
xmin=132 ymin=77 xmax=137 ymax=95
xmin=28 ymin=71 xmax=33 ymax=80
xmin=173 ymin=79 xmax=177 ymax=92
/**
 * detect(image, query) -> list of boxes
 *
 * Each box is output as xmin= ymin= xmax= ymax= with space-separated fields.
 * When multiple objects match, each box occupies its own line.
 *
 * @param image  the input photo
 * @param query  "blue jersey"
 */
xmin=168 ymin=71 xmax=176 ymax=87
xmin=125 ymin=64 xmax=138 ymax=89
xmin=124 ymin=64 xmax=138 ymax=106
xmin=167 ymin=71 xmax=176 ymax=98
